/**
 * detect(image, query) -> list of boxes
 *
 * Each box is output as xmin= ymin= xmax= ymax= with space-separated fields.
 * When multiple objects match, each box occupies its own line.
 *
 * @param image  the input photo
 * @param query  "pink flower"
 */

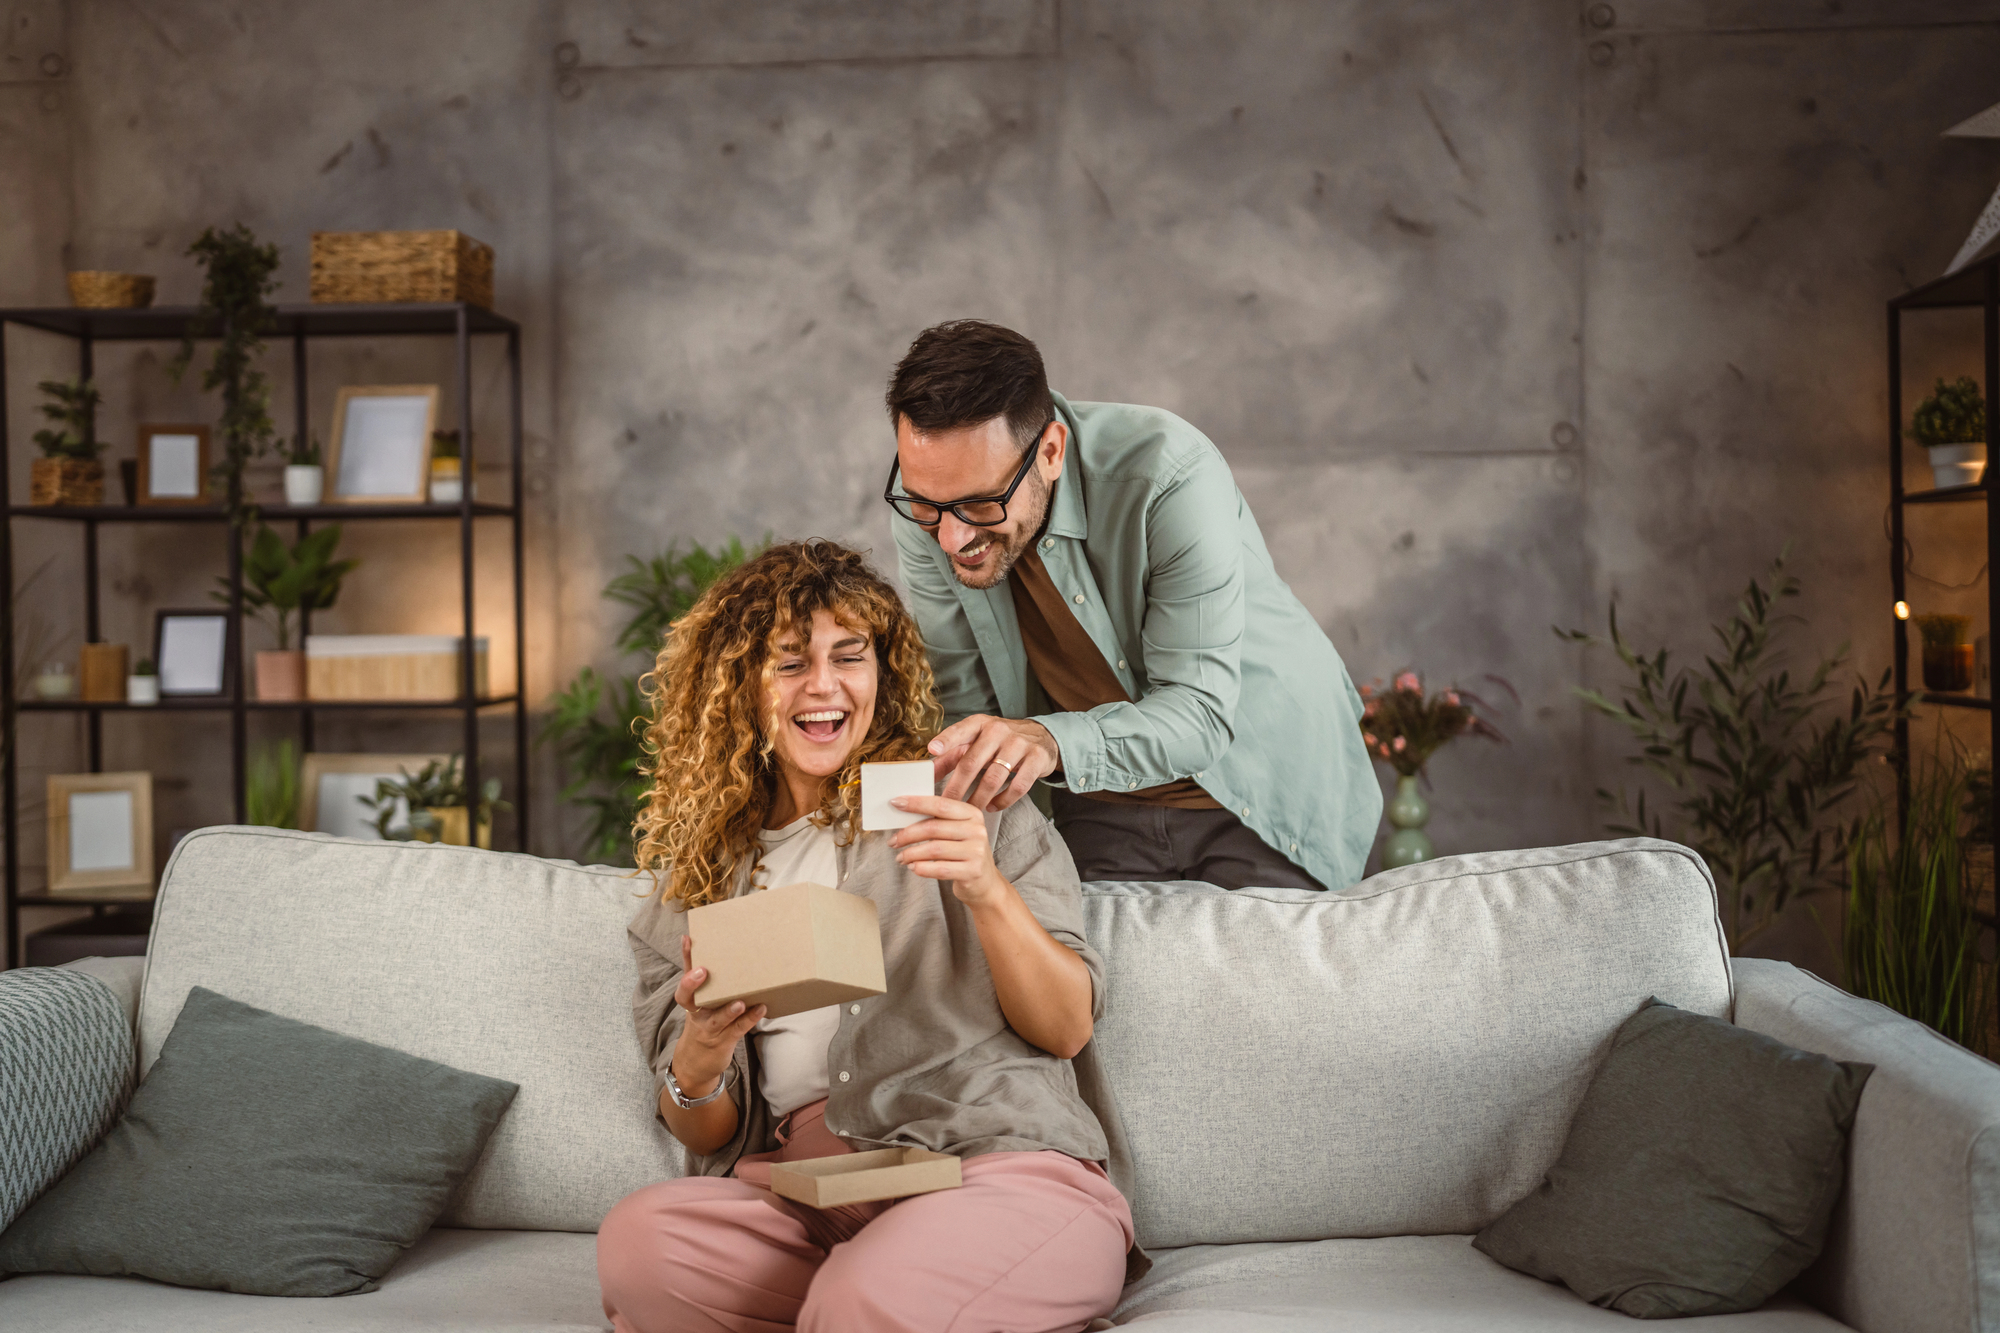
xmin=1392 ymin=736 xmax=1407 ymax=752
xmin=1362 ymin=702 xmax=1377 ymax=719
xmin=1444 ymin=690 xmax=1460 ymax=706
xmin=1394 ymin=672 xmax=1421 ymax=693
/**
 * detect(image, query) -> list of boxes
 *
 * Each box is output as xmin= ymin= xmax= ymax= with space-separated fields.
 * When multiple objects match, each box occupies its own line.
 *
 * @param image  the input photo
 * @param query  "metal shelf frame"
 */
xmin=1 ymin=302 xmax=530 ymax=966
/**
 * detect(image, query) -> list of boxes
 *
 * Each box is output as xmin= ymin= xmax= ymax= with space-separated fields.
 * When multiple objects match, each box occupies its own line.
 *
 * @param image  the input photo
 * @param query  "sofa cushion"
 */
xmin=1473 ymin=998 xmax=1871 ymax=1317
xmin=0 ymin=967 xmax=133 ymax=1231
xmin=0 ymin=986 xmax=518 ymax=1296
xmin=1113 ymin=1235 xmax=1853 ymax=1329
xmin=0 ymin=1228 xmax=604 ymax=1332
xmin=1080 ymin=838 xmax=1732 ymax=1249
xmin=136 ymin=827 xmax=679 ymax=1232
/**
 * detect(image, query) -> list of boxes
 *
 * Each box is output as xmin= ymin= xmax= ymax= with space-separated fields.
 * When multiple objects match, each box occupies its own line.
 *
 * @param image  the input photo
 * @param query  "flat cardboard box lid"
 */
xmin=689 ymin=880 xmax=886 ymax=1020
xmin=769 ymin=1147 xmax=962 ymax=1208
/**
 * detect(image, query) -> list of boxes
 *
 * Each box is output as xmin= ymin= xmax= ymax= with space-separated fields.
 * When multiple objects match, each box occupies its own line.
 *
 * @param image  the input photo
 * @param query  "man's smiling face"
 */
xmin=894 ymin=413 xmax=1065 ymax=591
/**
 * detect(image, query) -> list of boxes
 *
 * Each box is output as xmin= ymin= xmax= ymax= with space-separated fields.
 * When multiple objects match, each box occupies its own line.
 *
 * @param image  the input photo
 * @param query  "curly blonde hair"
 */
xmin=634 ymin=539 xmax=943 ymax=907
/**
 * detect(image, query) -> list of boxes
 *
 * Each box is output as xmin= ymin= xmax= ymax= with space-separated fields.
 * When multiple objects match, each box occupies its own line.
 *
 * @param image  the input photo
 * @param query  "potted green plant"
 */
xmin=170 ymin=224 xmax=281 ymax=525
xmin=246 ymin=738 xmax=300 ymax=828
xmin=429 ymin=429 xmax=468 ymax=504
xmin=212 ymin=524 xmax=358 ymax=700
xmin=30 ymin=377 xmax=106 ymax=506
xmin=360 ymin=755 xmax=508 ymax=848
xmin=1909 ymin=376 xmax=1988 ymax=489
xmin=1915 ymin=613 xmax=1975 ymax=692
xmin=282 ymin=432 xmax=324 ymax=506
xmin=1356 ymin=671 xmax=1506 ymax=868
xmin=126 ymin=656 xmax=158 ymax=706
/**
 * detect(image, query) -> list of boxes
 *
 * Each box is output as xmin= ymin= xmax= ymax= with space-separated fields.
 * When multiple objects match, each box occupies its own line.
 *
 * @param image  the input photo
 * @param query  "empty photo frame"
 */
xmin=299 ymin=753 xmax=449 ymax=841
xmin=137 ymin=424 xmax=212 ymax=506
xmin=153 ymin=609 xmax=231 ymax=697
xmin=47 ymin=771 xmax=154 ymax=893
xmin=328 ymin=386 xmax=439 ymax=503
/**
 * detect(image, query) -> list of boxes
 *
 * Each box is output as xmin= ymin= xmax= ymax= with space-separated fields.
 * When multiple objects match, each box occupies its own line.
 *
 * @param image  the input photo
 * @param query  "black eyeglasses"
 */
xmin=883 ymin=418 xmax=1054 ymax=528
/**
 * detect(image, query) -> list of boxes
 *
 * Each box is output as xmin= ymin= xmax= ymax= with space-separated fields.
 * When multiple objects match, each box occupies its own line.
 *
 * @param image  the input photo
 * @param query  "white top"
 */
xmin=750 ymin=814 xmax=841 ymax=1116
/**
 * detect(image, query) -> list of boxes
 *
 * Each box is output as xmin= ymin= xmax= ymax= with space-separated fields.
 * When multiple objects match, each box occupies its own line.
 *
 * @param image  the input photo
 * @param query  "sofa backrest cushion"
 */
xmin=1080 ymin=838 xmax=1732 ymax=1250
xmin=138 ymin=828 xmax=675 ymax=1233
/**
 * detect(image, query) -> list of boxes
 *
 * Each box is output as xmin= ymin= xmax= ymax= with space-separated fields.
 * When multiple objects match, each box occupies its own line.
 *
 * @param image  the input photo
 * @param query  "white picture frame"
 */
xmin=327 ymin=385 xmax=439 ymax=504
xmin=298 ymin=753 xmax=450 ymax=841
xmin=47 ymin=771 xmax=154 ymax=894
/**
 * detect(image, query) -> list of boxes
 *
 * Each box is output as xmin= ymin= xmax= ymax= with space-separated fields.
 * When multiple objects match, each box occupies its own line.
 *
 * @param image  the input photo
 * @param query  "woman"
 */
xmin=599 ymin=539 xmax=1141 ymax=1333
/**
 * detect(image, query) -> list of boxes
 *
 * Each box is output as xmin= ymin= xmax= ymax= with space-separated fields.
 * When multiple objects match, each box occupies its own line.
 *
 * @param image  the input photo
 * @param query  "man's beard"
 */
xmin=945 ymin=471 xmax=1051 ymax=591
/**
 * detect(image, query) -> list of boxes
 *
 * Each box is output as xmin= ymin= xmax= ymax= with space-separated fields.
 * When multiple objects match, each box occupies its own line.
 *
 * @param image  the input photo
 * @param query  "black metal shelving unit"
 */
xmin=1 ymin=302 xmax=529 ymax=967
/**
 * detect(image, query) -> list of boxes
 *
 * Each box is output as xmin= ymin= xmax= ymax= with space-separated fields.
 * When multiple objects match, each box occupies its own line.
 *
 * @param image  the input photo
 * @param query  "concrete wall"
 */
xmin=7 ymin=1 xmax=2000 ymax=966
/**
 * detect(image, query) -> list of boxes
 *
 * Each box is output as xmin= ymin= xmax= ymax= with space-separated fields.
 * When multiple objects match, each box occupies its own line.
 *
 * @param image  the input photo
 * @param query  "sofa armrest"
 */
xmin=59 ymin=955 xmax=143 ymax=1032
xmin=0 ymin=967 xmax=135 ymax=1231
xmin=1733 ymin=957 xmax=2000 ymax=1333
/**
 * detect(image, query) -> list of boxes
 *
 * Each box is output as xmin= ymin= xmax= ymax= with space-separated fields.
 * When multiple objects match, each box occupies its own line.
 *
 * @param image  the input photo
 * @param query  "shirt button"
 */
xmin=1117 ymin=659 xmax=1127 ymax=669
xmin=1042 ymin=538 xmax=1054 ymax=550
xmin=839 ymin=1071 xmax=851 ymax=1083
xmin=1073 ymin=592 xmax=1085 ymax=604
xmin=1291 ymin=843 xmax=1299 ymax=854
xmin=849 ymin=1004 xmax=860 ymax=1015
xmin=1243 ymin=807 xmax=1252 ymax=818
xmin=1128 ymin=780 xmax=1137 ymax=790
xmin=1196 ymin=771 xmax=1205 ymax=778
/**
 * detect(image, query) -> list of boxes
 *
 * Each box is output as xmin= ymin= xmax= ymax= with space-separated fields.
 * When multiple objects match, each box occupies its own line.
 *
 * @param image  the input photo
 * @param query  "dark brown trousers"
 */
xmin=1050 ymin=789 xmax=1325 ymax=891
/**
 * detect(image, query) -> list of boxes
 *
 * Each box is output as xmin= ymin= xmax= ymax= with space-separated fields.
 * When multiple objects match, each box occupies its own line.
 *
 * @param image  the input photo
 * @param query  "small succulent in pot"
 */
xmin=281 ymin=432 xmax=324 ymax=506
xmin=1909 ymin=377 xmax=1989 ymax=489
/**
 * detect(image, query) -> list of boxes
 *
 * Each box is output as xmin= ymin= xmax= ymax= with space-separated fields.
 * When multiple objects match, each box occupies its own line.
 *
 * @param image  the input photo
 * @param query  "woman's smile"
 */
xmin=792 ymin=708 xmax=849 ymax=743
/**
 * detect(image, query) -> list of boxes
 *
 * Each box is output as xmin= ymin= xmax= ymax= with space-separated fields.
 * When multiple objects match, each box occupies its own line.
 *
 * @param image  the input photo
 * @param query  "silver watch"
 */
xmin=665 ymin=1066 xmax=730 ymax=1110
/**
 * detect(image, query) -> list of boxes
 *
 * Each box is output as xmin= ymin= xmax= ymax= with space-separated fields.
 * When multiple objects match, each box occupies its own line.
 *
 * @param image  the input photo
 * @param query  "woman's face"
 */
xmin=766 ymin=607 xmax=879 ymax=787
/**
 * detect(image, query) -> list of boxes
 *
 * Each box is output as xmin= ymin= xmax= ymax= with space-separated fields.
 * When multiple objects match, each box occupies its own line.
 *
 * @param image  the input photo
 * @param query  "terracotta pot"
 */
xmin=30 ymin=458 xmax=104 ymax=506
xmin=420 ymin=806 xmax=492 ymax=849
xmin=256 ymin=650 xmax=306 ymax=701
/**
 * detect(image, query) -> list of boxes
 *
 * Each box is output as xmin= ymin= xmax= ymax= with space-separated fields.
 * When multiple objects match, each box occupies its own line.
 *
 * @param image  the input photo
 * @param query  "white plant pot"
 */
xmin=284 ymin=464 xmax=325 ymax=506
xmin=127 ymin=675 xmax=159 ymax=706
xmin=1927 ymin=443 xmax=1986 ymax=490
xmin=429 ymin=476 xmax=463 ymax=505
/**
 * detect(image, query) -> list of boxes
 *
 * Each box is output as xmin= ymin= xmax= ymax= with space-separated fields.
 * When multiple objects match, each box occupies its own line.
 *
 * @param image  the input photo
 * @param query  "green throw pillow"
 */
xmin=0 ymin=985 xmax=517 ymax=1297
xmin=1473 ymin=998 xmax=1872 ymax=1319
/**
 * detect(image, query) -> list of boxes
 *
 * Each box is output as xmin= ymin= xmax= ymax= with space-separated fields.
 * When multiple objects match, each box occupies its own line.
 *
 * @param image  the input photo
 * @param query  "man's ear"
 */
xmin=1039 ymin=419 xmax=1068 ymax=481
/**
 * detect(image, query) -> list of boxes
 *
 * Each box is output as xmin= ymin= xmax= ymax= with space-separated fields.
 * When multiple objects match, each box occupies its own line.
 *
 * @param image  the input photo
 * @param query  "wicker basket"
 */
xmin=310 ymin=231 xmax=494 ymax=308
xmin=30 ymin=458 xmax=105 ymax=506
xmin=66 ymin=272 xmax=156 ymax=309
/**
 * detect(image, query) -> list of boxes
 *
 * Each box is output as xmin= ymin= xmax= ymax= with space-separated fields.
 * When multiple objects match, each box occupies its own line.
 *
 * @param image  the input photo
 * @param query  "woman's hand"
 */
xmin=670 ymin=934 xmax=764 ymax=1098
xmin=889 ymin=793 xmax=1008 ymax=906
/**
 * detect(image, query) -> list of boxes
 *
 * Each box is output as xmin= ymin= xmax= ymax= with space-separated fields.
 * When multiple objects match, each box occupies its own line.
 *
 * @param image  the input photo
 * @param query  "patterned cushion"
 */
xmin=0 ymin=968 xmax=134 ymax=1230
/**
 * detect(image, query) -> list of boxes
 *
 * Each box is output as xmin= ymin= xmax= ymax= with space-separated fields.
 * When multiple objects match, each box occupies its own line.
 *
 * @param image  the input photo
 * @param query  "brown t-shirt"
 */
xmin=1008 ymin=550 xmax=1222 ymax=809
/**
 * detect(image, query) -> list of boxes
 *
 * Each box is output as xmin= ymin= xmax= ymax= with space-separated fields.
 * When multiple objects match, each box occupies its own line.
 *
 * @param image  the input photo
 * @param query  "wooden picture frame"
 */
xmin=136 ymin=424 xmax=212 ymax=506
xmin=299 ymin=752 xmax=450 ymax=840
xmin=327 ymin=385 xmax=439 ymax=504
xmin=47 ymin=771 xmax=154 ymax=894
xmin=153 ymin=608 xmax=233 ymax=697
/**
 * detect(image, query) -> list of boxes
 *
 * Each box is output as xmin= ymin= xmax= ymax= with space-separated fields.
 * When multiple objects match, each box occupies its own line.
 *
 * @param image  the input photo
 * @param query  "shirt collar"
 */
xmin=1045 ymin=391 xmax=1088 ymax=541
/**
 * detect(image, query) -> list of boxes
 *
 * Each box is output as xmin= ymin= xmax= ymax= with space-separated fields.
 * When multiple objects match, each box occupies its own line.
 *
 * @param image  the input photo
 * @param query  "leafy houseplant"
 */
xmin=1557 ymin=552 xmax=1903 ymax=950
xmin=1844 ymin=753 xmax=1994 ymax=1055
xmin=1914 ymin=613 xmax=1975 ymax=693
xmin=1357 ymin=672 xmax=1507 ymax=869
xmin=429 ymin=430 xmax=467 ymax=503
xmin=171 ymin=224 xmax=281 ymax=525
xmin=543 ymin=538 xmax=758 ymax=863
xmin=29 ymin=377 xmax=107 ymax=505
xmin=127 ymin=656 xmax=158 ymax=707
xmin=246 ymin=738 xmax=301 ymax=829
xmin=211 ymin=524 xmax=357 ymax=700
xmin=1909 ymin=376 xmax=1988 ymax=489
xmin=359 ymin=755 xmax=510 ymax=848
xmin=282 ymin=432 xmax=324 ymax=506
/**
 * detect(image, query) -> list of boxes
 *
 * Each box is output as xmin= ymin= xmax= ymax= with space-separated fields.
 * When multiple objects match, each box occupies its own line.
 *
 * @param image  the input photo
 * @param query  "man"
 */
xmin=885 ymin=319 xmax=1381 ymax=891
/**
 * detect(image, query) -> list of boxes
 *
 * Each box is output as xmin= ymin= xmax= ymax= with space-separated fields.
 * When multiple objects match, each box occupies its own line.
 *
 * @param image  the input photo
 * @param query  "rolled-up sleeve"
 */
xmin=1034 ymin=450 xmax=1244 ymax=794
xmin=894 ymin=515 xmax=1001 ymax=725
xmin=993 ymin=803 xmax=1106 ymax=1021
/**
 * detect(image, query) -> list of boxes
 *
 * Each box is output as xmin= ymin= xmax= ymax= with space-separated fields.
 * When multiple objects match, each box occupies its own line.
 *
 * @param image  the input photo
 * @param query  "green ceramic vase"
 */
xmin=1383 ymin=774 xmax=1434 ymax=869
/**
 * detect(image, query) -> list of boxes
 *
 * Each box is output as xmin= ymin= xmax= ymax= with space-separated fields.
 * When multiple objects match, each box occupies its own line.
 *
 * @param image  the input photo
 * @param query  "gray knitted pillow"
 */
xmin=0 ymin=968 xmax=134 ymax=1231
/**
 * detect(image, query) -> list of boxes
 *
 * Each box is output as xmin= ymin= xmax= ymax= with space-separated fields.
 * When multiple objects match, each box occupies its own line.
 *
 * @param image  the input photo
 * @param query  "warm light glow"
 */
xmin=1895 ymin=601 xmax=1911 ymax=620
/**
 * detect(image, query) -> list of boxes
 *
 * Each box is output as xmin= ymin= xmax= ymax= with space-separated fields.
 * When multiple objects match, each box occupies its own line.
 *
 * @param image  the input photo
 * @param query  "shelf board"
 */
xmin=16 ymin=889 xmax=156 ymax=906
xmin=0 ymin=302 xmax=518 ymax=340
xmin=1900 ymin=483 xmax=1987 ymax=506
xmin=9 ymin=501 xmax=515 ymax=522
xmin=1916 ymin=692 xmax=1993 ymax=710
xmin=19 ymin=695 xmax=522 ymax=713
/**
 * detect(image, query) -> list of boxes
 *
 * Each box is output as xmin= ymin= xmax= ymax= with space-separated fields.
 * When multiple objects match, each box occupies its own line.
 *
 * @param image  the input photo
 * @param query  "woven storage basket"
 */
xmin=310 ymin=231 xmax=494 ymax=308
xmin=30 ymin=459 xmax=104 ymax=506
xmin=66 ymin=272 xmax=155 ymax=309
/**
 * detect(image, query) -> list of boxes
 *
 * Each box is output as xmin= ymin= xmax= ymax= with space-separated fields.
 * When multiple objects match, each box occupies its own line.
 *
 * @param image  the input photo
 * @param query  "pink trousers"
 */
xmin=597 ymin=1100 xmax=1134 ymax=1333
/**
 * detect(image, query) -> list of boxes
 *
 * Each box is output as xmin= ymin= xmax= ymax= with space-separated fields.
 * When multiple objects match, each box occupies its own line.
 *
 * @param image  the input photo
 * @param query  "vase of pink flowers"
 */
xmin=1358 ymin=671 xmax=1506 ymax=869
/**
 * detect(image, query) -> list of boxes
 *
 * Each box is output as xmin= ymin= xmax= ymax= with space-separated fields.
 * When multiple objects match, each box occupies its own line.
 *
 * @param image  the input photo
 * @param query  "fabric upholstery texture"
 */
xmin=1473 ymin=999 xmax=1871 ymax=1317
xmin=0 ymin=1228 xmax=604 ymax=1332
xmin=1112 ymin=1235 xmax=1854 ymax=1330
xmin=1077 ymin=838 xmax=1734 ymax=1249
xmin=0 ymin=967 xmax=133 ymax=1231
xmin=1734 ymin=956 xmax=2000 ymax=1333
xmin=135 ymin=827 xmax=681 ymax=1231
xmin=0 ymin=986 xmax=518 ymax=1296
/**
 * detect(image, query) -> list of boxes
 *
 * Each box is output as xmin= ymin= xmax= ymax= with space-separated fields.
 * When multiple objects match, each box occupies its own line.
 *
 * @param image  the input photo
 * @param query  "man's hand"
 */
xmin=928 ymin=714 xmax=1059 ymax=811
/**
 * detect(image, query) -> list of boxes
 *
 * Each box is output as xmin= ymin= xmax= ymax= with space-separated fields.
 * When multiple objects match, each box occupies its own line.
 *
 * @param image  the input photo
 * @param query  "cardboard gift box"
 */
xmin=305 ymin=634 xmax=489 ymax=700
xmin=689 ymin=881 xmax=885 ymax=1020
xmin=770 ymin=1148 xmax=962 ymax=1208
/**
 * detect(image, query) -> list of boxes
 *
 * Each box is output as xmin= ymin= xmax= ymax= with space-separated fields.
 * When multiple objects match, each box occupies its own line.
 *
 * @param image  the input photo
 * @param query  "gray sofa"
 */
xmin=2 ymin=825 xmax=1996 ymax=1330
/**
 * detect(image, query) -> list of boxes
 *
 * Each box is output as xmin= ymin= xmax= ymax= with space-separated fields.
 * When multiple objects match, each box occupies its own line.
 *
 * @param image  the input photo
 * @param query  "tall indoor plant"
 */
xmin=212 ymin=524 xmax=357 ymax=700
xmin=171 ymin=224 xmax=281 ymax=524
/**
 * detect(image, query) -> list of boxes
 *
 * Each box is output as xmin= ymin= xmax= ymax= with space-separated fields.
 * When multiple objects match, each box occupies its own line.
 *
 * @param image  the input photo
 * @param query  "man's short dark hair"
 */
xmin=885 ymin=320 xmax=1054 ymax=449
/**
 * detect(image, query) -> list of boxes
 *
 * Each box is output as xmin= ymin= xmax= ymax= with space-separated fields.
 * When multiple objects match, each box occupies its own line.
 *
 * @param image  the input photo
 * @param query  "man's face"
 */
xmin=895 ymin=413 xmax=1066 ymax=591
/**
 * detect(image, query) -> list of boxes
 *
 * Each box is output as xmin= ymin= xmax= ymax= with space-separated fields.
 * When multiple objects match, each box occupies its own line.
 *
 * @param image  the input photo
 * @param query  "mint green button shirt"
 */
xmin=893 ymin=392 xmax=1382 ymax=890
